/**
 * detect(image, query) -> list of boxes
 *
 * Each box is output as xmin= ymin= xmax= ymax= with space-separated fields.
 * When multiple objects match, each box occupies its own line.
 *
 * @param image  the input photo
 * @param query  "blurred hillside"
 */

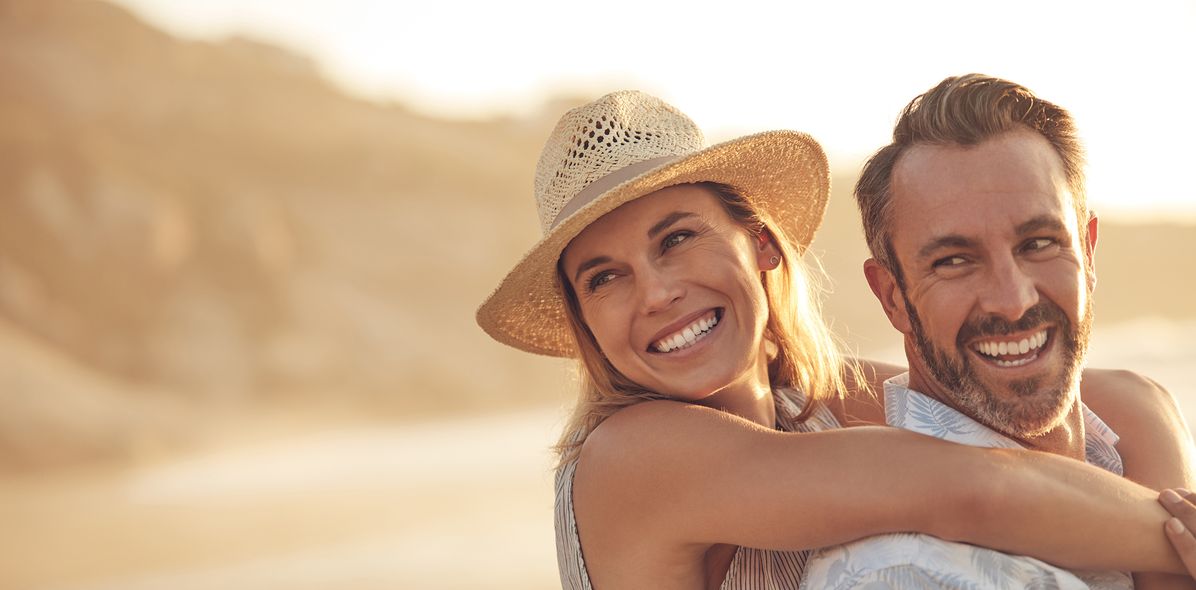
xmin=0 ymin=0 xmax=1192 ymax=469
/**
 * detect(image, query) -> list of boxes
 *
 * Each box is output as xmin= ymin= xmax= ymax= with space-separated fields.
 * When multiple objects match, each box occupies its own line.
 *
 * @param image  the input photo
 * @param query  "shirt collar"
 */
xmin=883 ymin=372 xmax=1120 ymax=452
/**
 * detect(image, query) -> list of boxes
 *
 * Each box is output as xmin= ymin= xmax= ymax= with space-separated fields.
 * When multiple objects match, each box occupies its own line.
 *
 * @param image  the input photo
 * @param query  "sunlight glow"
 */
xmin=113 ymin=0 xmax=1196 ymax=219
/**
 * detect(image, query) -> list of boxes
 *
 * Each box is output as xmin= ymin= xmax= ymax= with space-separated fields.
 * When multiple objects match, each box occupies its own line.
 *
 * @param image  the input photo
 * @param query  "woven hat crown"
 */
xmin=534 ymin=91 xmax=705 ymax=234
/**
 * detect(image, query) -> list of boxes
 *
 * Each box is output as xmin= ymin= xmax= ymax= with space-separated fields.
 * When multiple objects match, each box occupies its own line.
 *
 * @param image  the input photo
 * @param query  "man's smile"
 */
xmin=971 ymin=329 xmax=1050 ymax=368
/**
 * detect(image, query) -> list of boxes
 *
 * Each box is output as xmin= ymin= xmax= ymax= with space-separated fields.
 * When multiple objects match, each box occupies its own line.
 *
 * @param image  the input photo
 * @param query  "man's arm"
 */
xmin=1082 ymin=368 xmax=1196 ymax=589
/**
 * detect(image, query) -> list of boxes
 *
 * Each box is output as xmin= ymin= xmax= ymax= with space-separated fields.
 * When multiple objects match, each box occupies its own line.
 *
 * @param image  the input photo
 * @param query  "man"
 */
xmin=802 ymin=75 xmax=1196 ymax=588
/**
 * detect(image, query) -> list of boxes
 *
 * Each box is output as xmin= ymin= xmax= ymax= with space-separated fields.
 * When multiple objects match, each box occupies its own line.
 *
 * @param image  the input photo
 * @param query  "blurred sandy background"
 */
xmin=0 ymin=1 xmax=1193 ymax=589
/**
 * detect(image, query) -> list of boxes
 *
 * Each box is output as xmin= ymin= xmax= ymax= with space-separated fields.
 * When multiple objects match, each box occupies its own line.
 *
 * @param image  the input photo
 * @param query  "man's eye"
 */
xmin=933 ymin=255 xmax=967 ymax=268
xmin=662 ymin=231 xmax=693 ymax=250
xmin=587 ymin=271 xmax=615 ymax=292
xmin=1023 ymin=238 xmax=1056 ymax=252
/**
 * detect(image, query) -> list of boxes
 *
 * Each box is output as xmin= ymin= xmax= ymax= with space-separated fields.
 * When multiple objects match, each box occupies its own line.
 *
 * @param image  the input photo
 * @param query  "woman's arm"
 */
xmin=1084 ymin=369 xmax=1196 ymax=589
xmin=840 ymin=360 xmax=1196 ymax=585
xmin=573 ymin=400 xmax=1187 ymax=582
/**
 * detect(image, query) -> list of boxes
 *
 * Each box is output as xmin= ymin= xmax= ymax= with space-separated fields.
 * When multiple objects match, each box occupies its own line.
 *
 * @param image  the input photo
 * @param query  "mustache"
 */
xmin=956 ymin=301 xmax=1069 ymax=345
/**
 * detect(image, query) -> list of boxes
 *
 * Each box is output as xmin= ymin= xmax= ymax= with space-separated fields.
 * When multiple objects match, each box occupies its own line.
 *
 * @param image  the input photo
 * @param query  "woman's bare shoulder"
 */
xmin=579 ymin=401 xmax=766 ymax=471
xmin=570 ymin=401 xmax=755 ymax=568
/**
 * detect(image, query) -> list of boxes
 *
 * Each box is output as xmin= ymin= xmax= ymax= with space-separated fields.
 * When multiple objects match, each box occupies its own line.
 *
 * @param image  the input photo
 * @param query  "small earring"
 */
xmin=769 ymin=255 xmax=780 ymax=266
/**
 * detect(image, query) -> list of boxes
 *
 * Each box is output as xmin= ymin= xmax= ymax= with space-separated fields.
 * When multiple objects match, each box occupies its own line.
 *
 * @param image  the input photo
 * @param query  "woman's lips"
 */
xmin=650 ymin=308 xmax=722 ymax=353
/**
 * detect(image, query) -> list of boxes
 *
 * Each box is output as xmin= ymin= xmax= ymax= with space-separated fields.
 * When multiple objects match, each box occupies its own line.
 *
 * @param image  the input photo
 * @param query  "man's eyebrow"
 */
xmin=647 ymin=211 xmax=697 ymax=240
xmin=917 ymin=235 xmax=975 ymax=261
xmin=1016 ymin=215 xmax=1068 ymax=236
xmin=573 ymin=255 xmax=612 ymax=284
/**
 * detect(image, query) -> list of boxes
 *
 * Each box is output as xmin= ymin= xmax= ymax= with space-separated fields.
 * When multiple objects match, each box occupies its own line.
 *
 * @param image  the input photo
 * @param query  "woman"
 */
xmin=476 ymin=90 xmax=1192 ymax=588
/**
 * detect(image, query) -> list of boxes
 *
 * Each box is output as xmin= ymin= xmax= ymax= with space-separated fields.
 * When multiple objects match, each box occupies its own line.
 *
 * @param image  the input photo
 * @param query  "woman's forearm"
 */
xmin=838 ymin=361 xmax=1186 ymax=573
xmin=579 ymin=402 xmax=1184 ymax=574
xmin=921 ymin=441 xmax=1182 ymax=574
xmin=757 ymin=427 xmax=1183 ymax=573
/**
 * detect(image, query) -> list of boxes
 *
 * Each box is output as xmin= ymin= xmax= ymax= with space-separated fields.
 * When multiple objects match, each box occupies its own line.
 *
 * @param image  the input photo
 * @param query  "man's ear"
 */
xmin=1084 ymin=214 xmax=1099 ymax=291
xmin=864 ymin=258 xmax=913 ymax=334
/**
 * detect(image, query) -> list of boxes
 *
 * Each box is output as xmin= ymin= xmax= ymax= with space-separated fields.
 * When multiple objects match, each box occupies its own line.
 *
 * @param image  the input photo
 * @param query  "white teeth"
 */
xmin=654 ymin=312 xmax=719 ymax=353
xmin=973 ymin=330 xmax=1048 ymax=359
xmin=995 ymin=357 xmax=1034 ymax=368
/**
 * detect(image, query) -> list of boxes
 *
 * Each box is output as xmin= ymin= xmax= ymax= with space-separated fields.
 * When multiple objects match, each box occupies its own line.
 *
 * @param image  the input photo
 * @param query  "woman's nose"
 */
xmin=637 ymin=266 xmax=685 ymax=314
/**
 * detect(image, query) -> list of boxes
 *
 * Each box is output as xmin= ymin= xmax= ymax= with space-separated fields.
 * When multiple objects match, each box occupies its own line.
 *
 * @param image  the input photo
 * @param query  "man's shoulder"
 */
xmin=1081 ymin=368 xmax=1196 ymax=490
xmin=1082 ymin=368 xmax=1183 ymax=429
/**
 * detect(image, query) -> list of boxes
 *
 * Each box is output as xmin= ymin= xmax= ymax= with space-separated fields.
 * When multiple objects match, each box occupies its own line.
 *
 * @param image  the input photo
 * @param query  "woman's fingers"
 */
xmin=1161 ymin=489 xmax=1196 ymax=524
xmin=1160 ymin=489 xmax=1196 ymax=576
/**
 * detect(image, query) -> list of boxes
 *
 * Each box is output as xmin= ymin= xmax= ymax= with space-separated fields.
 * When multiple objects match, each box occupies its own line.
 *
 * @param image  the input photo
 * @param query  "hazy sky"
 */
xmin=113 ymin=0 xmax=1196 ymax=219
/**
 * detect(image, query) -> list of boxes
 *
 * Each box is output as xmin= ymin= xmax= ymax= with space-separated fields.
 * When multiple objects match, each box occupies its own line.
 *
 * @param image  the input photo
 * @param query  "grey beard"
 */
xmin=903 ymin=296 xmax=1093 ymax=439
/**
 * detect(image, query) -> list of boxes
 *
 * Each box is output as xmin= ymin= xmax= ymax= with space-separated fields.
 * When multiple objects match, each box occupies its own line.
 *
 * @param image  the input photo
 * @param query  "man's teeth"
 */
xmin=654 ymin=313 xmax=719 ymax=353
xmin=973 ymin=330 xmax=1048 ymax=361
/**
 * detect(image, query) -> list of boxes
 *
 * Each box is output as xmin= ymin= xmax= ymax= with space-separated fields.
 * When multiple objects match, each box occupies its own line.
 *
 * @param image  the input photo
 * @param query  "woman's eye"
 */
xmin=587 ymin=270 xmax=615 ymax=292
xmin=662 ymin=231 xmax=692 ymax=250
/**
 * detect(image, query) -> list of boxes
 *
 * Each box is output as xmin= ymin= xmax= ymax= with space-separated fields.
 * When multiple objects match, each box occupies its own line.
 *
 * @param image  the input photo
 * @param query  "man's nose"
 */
xmin=638 ymin=265 xmax=684 ymax=314
xmin=978 ymin=256 xmax=1039 ymax=322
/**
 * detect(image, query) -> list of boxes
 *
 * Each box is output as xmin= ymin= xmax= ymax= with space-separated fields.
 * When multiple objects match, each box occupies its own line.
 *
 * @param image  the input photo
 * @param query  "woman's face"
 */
xmin=560 ymin=185 xmax=779 ymax=404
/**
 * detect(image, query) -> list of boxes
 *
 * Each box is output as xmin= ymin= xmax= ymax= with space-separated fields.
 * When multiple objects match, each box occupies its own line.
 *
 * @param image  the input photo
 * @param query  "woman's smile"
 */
xmin=561 ymin=184 xmax=776 ymax=402
xmin=648 ymin=308 xmax=723 ymax=354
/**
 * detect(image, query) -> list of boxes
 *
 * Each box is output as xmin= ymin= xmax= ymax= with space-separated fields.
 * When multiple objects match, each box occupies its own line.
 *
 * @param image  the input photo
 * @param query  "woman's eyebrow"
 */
xmin=573 ymin=256 xmax=612 ymax=284
xmin=647 ymin=211 xmax=697 ymax=239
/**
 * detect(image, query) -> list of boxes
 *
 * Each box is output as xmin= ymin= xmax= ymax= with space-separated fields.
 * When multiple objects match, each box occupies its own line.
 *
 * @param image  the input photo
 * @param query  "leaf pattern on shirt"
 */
xmin=904 ymin=392 xmax=978 ymax=439
xmin=799 ymin=374 xmax=1134 ymax=590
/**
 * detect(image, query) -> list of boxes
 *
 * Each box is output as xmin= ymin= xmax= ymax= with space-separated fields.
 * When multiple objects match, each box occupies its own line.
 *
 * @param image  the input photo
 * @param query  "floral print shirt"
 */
xmin=800 ymin=373 xmax=1133 ymax=590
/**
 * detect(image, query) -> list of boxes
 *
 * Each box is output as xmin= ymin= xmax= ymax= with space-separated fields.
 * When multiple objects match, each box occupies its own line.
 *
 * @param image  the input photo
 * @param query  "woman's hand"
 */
xmin=1160 ymin=489 xmax=1196 ymax=577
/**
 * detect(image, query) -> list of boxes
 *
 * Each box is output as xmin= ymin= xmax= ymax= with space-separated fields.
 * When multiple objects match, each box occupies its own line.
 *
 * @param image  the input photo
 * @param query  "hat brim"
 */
xmin=476 ymin=130 xmax=829 ymax=357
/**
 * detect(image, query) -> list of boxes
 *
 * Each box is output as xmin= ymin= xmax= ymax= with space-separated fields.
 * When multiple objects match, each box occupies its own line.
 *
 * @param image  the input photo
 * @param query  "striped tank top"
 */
xmin=554 ymin=389 xmax=843 ymax=589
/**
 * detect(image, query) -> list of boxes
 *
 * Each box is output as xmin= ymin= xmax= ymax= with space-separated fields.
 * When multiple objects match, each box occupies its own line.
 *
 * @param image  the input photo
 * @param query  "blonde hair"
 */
xmin=856 ymin=74 xmax=1089 ymax=279
xmin=553 ymin=182 xmax=848 ymax=466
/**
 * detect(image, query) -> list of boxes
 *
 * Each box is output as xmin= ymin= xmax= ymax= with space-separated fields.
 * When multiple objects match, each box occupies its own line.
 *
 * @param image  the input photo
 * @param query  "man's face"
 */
xmin=869 ymin=128 xmax=1097 ymax=438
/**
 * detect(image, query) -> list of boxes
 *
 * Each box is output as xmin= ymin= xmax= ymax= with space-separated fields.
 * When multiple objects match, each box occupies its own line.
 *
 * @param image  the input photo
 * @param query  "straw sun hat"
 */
xmin=477 ymin=90 xmax=830 ymax=357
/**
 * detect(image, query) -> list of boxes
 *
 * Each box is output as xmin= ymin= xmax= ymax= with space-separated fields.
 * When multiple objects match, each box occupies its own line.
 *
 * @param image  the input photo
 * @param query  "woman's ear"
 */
xmin=756 ymin=232 xmax=782 ymax=271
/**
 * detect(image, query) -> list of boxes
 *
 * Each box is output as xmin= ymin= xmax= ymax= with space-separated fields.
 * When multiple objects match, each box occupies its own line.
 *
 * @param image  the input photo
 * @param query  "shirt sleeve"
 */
xmin=800 ymin=533 xmax=1092 ymax=590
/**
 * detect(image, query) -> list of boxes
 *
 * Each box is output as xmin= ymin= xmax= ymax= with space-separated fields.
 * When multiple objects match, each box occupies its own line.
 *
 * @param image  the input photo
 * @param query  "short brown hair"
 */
xmin=855 ymin=74 xmax=1089 ymax=280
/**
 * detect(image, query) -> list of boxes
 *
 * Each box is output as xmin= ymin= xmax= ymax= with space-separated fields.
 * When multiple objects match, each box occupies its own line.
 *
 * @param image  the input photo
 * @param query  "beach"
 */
xmin=2 ymin=318 xmax=1193 ymax=590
